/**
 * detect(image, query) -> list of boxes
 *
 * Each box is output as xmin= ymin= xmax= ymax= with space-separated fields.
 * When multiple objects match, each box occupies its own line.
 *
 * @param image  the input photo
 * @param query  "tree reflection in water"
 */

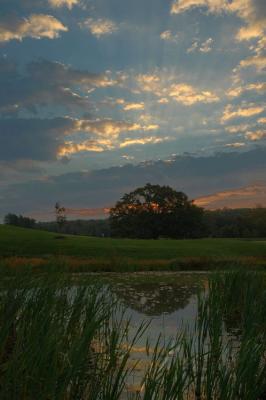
xmin=109 ymin=273 xmax=206 ymax=316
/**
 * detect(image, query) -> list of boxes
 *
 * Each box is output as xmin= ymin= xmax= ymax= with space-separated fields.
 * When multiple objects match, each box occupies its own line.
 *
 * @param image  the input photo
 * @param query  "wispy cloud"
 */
xmin=135 ymin=72 xmax=219 ymax=105
xmin=48 ymin=0 xmax=79 ymax=8
xmin=221 ymin=103 xmax=265 ymax=123
xmin=80 ymin=18 xmax=118 ymax=38
xmin=226 ymin=82 xmax=266 ymax=98
xmin=195 ymin=184 xmax=266 ymax=209
xmin=119 ymin=136 xmax=169 ymax=148
xmin=224 ymin=142 xmax=246 ymax=148
xmin=187 ymin=38 xmax=214 ymax=53
xmin=123 ymin=102 xmax=145 ymax=111
xmin=160 ymin=30 xmax=179 ymax=43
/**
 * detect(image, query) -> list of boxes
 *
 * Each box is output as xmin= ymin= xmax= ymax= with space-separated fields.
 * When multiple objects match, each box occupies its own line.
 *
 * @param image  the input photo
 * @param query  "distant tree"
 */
xmin=55 ymin=202 xmax=66 ymax=232
xmin=4 ymin=213 xmax=19 ymax=226
xmin=4 ymin=213 xmax=36 ymax=229
xmin=109 ymin=183 xmax=204 ymax=239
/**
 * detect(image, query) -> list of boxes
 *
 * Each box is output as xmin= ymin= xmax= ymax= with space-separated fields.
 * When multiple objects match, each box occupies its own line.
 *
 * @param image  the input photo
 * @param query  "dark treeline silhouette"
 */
xmin=4 ymin=213 xmax=36 ymax=229
xmin=37 ymin=219 xmax=111 ymax=237
xmin=3 ymin=183 xmax=266 ymax=238
xmin=4 ymin=209 xmax=266 ymax=238
xmin=204 ymin=207 xmax=266 ymax=238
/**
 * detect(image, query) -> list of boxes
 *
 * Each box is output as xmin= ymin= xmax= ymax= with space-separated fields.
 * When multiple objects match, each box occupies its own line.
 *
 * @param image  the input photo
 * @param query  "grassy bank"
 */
xmin=0 ymin=225 xmax=266 ymax=272
xmin=0 ymin=269 xmax=265 ymax=399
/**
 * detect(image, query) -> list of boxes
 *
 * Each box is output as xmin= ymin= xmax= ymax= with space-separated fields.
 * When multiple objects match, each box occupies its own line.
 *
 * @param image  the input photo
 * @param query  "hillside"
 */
xmin=0 ymin=225 xmax=266 ymax=261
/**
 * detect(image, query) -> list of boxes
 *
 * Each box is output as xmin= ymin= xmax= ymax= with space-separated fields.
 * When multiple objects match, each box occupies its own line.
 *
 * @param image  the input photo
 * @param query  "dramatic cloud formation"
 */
xmin=0 ymin=113 xmax=162 ymax=162
xmin=0 ymin=0 xmax=265 ymax=216
xmin=0 ymin=14 xmax=67 ymax=42
xmin=80 ymin=18 xmax=118 ymax=38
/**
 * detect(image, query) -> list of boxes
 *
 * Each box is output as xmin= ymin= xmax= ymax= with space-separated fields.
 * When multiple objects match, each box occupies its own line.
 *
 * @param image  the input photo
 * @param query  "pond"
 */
xmin=1 ymin=270 xmax=265 ymax=399
xmin=94 ymin=272 xmax=207 ymax=395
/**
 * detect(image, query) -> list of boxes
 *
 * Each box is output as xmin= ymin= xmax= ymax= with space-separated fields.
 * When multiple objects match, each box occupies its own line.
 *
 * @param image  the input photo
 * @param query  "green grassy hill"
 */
xmin=0 ymin=225 xmax=266 ymax=261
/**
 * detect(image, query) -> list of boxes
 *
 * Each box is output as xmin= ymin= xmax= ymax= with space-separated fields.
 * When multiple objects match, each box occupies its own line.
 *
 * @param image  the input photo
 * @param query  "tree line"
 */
xmin=3 ymin=183 xmax=266 ymax=239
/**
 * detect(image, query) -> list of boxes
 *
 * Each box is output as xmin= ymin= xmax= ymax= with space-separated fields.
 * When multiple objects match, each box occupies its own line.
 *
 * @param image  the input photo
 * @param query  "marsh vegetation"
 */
xmin=0 ymin=269 xmax=265 ymax=399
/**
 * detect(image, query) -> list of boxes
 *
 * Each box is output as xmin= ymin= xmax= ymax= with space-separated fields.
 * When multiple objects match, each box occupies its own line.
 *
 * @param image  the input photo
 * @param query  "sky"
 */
xmin=0 ymin=0 xmax=265 ymax=219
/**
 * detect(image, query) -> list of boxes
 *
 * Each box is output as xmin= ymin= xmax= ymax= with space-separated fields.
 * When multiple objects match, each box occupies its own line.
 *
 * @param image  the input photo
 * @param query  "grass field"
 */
xmin=0 ymin=225 xmax=266 ymax=272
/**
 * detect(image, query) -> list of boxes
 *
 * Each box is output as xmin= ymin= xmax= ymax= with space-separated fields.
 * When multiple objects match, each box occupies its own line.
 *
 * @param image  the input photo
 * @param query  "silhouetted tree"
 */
xmin=55 ymin=202 xmax=66 ymax=232
xmin=4 ymin=213 xmax=36 ymax=229
xmin=109 ymin=183 xmax=204 ymax=238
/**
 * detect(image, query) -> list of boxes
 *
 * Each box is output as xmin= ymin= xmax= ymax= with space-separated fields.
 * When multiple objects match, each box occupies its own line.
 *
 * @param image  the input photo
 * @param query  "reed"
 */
xmin=0 ymin=269 xmax=265 ymax=399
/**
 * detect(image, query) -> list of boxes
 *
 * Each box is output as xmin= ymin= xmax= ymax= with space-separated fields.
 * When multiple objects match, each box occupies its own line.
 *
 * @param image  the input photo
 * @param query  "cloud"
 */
xmin=59 ymin=119 xmax=160 ymax=156
xmin=157 ymin=98 xmax=169 ymax=104
xmin=0 ymin=59 xmax=116 ymax=116
xmin=135 ymin=74 xmax=161 ymax=94
xmin=143 ymin=124 xmax=160 ymax=131
xmin=225 ymin=123 xmax=252 ymax=133
xmin=48 ymin=0 xmax=79 ymax=8
xmin=258 ymin=117 xmax=266 ymax=124
xmin=123 ymin=102 xmax=145 ymax=111
xmin=226 ymin=82 xmax=266 ymax=97
xmin=80 ymin=18 xmax=118 ymax=38
xmin=0 ymin=14 xmax=67 ymax=42
xmin=224 ymin=142 xmax=246 ymax=148
xmin=195 ymin=184 xmax=266 ymax=209
xmin=171 ymin=0 xmax=227 ymax=15
xmin=171 ymin=0 xmax=266 ymax=42
xmin=169 ymin=83 xmax=219 ymax=105
xmin=221 ymin=103 xmax=265 ymax=122
xmin=119 ymin=136 xmax=170 ymax=148
xmin=160 ymin=30 xmax=179 ymax=43
xmin=186 ymin=40 xmax=199 ymax=53
xmin=0 ymin=117 xmax=75 ymax=161
xmin=187 ymin=38 xmax=214 ymax=53
xmin=135 ymin=73 xmax=219 ymax=105
xmin=199 ymin=38 xmax=214 ymax=52
xmin=78 ymin=119 xmax=142 ymax=138
xmin=239 ymin=55 xmax=266 ymax=72
xmin=58 ymin=140 xmax=106 ymax=156
xmin=27 ymin=59 xmax=116 ymax=88
xmin=245 ymin=129 xmax=266 ymax=141
xmin=0 ymin=115 xmax=159 ymax=162
xmin=2 ymin=148 xmax=266 ymax=218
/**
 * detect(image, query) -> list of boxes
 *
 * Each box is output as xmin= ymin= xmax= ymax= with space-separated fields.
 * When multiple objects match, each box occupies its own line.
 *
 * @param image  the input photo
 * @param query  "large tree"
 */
xmin=109 ymin=183 xmax=204 ymax=239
